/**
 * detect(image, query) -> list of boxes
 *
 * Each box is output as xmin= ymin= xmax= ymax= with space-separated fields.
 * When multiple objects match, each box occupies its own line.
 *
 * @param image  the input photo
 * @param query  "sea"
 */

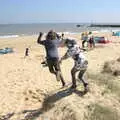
xmin=0 ymin=23 xmax=120 ymax=38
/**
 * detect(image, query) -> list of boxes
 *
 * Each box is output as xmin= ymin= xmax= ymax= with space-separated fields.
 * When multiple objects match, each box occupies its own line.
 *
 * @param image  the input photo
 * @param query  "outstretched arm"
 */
xmin=58 ymin=40 xmax=65 ymax=47
xmin=61 ymin=51 xmax=70 ymax=61
xmin=37 ymin=32 xmax=44 ymax=44
xmin=61 ymin=46 xmax=78 ymax=61
xmin=80 ymin=48 xmax=87 ymax=52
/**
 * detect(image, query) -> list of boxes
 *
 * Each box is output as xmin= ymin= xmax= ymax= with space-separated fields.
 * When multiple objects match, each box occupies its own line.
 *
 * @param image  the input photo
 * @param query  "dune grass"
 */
xmin=87 ymin=103 xmax=119 ymax=120
xmin=87 ymin=72 xmax=120 ymax=97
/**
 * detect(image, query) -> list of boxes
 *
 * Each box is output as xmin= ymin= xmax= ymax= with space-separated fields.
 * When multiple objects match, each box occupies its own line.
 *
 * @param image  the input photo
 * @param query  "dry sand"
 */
xmin=0 ymin=33 xmax=120 ymax=120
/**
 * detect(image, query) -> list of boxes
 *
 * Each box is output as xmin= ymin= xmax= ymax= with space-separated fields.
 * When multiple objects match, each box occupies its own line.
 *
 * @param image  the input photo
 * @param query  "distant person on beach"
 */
xmin=37 ymin=30 xmax=65 ymax=87
xmin=88 ymin=36 xmax=95 ymax=48
xmin=112 ymin=32 xmax=115 ymax=36
xmin=24 ymin=47 xmax=29 ymax=58
xmin=61 ymin=39 xmax=88 ymax=92
xmin=81 ymin=32 xmax=88 ymax=48
xmin=61 ymin=33 xmax=64 ymax=40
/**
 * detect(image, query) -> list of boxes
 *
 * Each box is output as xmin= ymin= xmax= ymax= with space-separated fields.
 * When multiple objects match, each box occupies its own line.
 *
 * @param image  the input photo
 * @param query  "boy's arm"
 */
xmin=58 ymin=40 xmax=65 ymax=47
xmin=80 ymin=48 xmax=87 ymax=52
xmin=61 ymin=51 xmax=71 ymax=61
xmin=37 ymin=32 xmax=44 ymax=44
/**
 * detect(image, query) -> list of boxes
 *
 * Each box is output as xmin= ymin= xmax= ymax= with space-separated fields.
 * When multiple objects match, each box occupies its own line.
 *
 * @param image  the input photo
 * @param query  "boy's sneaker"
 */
xmin=70 ymin=84 xmax=77 ymax=89
xmin=41 ymin=61 xmax=48 ymax=67
xmin=62 ymin=82 xmax=66 ymax=87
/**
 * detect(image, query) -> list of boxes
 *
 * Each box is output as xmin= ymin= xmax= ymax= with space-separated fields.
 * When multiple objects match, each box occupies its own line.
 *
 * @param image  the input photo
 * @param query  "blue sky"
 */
xmin=0 ymin=0 xmax=120 ymax=24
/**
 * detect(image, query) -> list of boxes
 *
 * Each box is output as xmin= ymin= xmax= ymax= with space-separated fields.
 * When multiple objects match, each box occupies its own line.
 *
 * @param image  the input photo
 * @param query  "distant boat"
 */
xmin=76 ymin=24 xmax=89 ymax=28
xmin=76 ymin=24 xmax=81 ymax=27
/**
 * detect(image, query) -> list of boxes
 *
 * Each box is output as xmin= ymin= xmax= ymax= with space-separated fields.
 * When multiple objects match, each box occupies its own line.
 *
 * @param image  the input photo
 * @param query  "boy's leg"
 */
xmin=54 ymin=59 xmax=65 ymax=86
xmin=41 ymin=60 xmax=48 ymax=67
xmin=47 ymin=59 xmax=56 ymax=74
xmin=57 ymin=71 xmax=65 ymax=86
xmin=82 ymin=40 xmax=85 ymax=48
xmin=78 ymin=69 xmax=89 ymax=92
xmin=71 ymin=67 xmax=78 ymax=88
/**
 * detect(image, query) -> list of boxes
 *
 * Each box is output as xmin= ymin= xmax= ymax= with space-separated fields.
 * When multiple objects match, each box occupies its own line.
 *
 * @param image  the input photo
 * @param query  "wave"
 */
xmin=0 ymin=35 xmax=19 ymax=38
xmin=57 ymin=32 xmax=80 ymax=35
xmin=0 ymin=32 xmax=80 ymax=39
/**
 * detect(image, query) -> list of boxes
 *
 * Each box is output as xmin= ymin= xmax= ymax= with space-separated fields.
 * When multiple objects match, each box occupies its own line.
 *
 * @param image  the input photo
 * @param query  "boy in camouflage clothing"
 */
xmin=61 ymin=39 xmax=88 ymax=92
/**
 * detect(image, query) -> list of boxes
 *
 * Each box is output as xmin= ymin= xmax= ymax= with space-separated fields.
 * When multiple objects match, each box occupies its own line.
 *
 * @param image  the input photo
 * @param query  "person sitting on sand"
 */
xmin=37 ymin=30 xmax=65 ymax=87
xmin=60 ymin=39 xmax=88 ymax=92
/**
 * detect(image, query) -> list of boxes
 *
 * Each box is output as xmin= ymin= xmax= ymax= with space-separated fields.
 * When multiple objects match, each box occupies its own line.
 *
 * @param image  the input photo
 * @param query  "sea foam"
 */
xmin=0 ymin=35 xmax=19 ymax=38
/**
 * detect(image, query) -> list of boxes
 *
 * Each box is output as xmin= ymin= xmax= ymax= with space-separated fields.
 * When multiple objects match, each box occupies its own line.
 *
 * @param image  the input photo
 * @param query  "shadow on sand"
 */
xmin=0 ymin=88 xmax=87 ymax=120
xmin=19 ymin=88 xmax=86 ymax=120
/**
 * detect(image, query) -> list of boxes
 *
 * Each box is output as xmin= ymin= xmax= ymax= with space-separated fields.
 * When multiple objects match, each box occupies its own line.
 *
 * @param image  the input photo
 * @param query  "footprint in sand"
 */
xmin=23 ymin=89 xmax=46 ymax=102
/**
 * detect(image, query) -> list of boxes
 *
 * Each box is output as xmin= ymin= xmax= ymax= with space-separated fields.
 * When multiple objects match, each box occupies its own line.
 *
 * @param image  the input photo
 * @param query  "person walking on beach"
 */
xmin=88 ymin=36 xmax=95 ymax=48
xmin=24 ymin=47 xmax=30 ymax=58
xmin=61 ymin=39 xmax=88 ymax=92
xmin=61 ymin=33 xmax=64 ymax=40
xmin=37 ymin=30 xmax=65 ymax=87
xmin=81 ymin=32 xmax=88 ymax=48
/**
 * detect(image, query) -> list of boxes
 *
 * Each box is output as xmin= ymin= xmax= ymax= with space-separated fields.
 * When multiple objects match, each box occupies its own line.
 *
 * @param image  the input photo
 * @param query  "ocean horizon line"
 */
xmin=1 ymin=22 xmax=120 ymax=25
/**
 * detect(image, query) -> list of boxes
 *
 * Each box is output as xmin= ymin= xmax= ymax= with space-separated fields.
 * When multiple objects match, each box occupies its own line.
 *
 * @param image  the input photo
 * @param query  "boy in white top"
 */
xmin=61 ymin=39 xmax=88 ymax=92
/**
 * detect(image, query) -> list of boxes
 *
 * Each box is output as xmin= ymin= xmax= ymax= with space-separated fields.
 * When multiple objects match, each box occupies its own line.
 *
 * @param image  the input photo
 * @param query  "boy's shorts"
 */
xmin=47 ymin=58 xmax=61 ymax=73
xmin=74 ymin=60 xmax=88 ymax=70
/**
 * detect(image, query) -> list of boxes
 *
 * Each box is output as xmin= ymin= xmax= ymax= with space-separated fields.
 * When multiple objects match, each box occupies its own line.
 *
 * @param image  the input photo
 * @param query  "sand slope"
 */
xmin=0 ymin=34 xmax=120 ymax=120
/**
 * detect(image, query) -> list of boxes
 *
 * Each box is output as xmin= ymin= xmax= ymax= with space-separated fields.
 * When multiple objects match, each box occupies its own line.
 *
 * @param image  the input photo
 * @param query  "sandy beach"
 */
xmin=0 ymin=32 xmax=120 ymax=120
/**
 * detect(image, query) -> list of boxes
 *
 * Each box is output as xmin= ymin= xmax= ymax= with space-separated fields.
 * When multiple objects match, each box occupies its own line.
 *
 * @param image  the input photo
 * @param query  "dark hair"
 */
xmin=46 ymin=30 xmax=57 ymax=40
xmin=64 ymin=39 xmax=77 ymax=48
xmin=62 ymin=33 xmax=64 ymax=37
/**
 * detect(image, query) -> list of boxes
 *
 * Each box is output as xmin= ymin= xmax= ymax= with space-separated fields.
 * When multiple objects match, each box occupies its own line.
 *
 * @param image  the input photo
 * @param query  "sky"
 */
xmin=0 ymin=0 xmax=120 ymax=24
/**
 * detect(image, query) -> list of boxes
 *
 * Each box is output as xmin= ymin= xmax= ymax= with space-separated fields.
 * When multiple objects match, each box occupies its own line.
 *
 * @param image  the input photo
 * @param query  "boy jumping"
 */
xmin=61 ymin=39 xmax=89 ymax=92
